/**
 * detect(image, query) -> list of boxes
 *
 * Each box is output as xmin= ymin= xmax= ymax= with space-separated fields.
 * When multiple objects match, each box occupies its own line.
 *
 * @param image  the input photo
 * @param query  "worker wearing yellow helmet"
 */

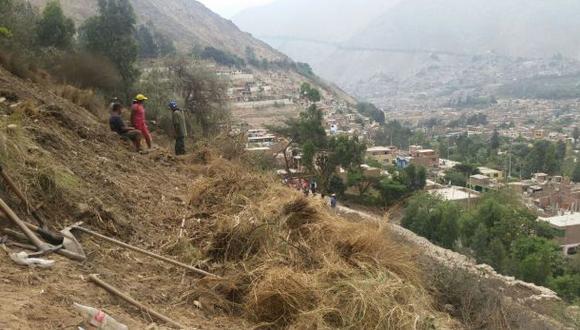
xmin=131 ymin=93 xmax=152 ymax=149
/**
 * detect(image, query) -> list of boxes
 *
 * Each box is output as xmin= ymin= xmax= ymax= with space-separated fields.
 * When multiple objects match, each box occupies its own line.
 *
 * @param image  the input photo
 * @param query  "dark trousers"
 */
xmin=175 ymin=136 xmax=186 ymax=155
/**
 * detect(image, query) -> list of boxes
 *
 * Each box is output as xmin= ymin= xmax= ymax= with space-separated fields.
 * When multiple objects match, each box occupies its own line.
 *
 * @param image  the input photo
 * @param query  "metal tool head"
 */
xmin=60 ymin=222 xmax=86 ymax=259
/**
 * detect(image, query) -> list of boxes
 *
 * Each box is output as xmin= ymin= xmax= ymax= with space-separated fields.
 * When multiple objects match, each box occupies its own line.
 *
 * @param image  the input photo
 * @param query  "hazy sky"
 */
xmin=198 ymin=0 xmax=274 ymax=18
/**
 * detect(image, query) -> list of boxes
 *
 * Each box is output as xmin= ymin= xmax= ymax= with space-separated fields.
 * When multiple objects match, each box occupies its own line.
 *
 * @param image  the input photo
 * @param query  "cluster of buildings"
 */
xmin=540 ymin=214 xmax=580 ymax=255
xmin=365 ymin=145 xmax=439 ymax=169
xmin=436 ymin=160 xmax=580 ymax=255
xmin=217 ymin=69 xmax=294 ymax=107
xmin=243 ymin=109 xmax=580 ymax=257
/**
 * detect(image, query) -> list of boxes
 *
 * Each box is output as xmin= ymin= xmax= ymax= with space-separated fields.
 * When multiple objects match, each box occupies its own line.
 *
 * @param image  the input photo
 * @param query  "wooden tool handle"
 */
xmin=89 ymin=274 xmax=185 ymax=329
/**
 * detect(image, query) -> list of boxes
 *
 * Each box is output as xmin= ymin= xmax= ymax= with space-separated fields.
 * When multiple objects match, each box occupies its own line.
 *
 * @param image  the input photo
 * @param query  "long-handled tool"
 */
xmin=0 ymin=197 xmax=52 ymax=253
xmin=89 ymin=274 xmax=185 ymax=329
xmin=0 ymin=235 xmax=37 ymax=251
xmin=73 ymin=225 xmax=219 ymax=278
xmin=0 ymin=209 xmax=84 ymax=255
xmin=0 ymin=198 xmax=86 ymax=261
xmin=24 ymin=221 xmax=86 ymax=260
xmin=0 ymin=210 xmax=64 ymax=245
xmin=0 ymin=164 xmax=46 ymax=228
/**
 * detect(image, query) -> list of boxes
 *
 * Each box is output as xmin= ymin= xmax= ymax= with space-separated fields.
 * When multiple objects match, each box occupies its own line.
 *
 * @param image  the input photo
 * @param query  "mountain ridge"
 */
xmin=29 ymin=0 xmax=287 ymax=61
xmin=234 ymin=0 xmax=580 ymax=96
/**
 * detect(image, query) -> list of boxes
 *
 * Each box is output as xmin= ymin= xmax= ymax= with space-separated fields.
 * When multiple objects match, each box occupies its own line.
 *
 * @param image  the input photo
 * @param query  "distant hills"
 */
xmin=234 ymin=0 xmax=402 ymax=44
xmin=29 ymin=0 xmax=286 ymax=61
xmin=234 ymin=0 xmax=580 ymax=96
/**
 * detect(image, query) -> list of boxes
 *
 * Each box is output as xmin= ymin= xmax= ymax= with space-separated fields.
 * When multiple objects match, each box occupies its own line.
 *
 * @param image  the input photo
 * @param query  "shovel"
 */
xmin=0 ymin=198 xmax=86 ymax=261
xmin=23 ymin=221 xmax=86 ymax=259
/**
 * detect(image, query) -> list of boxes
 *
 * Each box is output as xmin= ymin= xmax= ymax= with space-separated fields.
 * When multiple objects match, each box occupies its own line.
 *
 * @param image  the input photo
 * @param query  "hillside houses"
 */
xmin=540 ymin=213 xmax=580 ymax=255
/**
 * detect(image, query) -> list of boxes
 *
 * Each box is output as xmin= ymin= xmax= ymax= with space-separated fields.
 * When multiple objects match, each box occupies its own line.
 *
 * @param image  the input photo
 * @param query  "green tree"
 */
xmin=376 ymin=179 xmax=408 ymax=206
xmin=155 ymin=31 xmax=176 ymax=56
xmin=328 ymin=174 xmax=346 ymax=196
xmin=299 ymin=82 xmax=321 ymax=103
xmin=80 ymin=0 xmax=139 ymax=96
xmin=328 ymin=135 xmax=366 ymax=170
xmin=573 ymin=127 xmax=580 ymax=141
xmin=136 ymin=24 xmax=157 ymax=58
xmin=510 ymin=237 xmax=564 ymax=286
xmin=556 ymin=141 xmax=567 ymax=161
xmin=245 ymin=46 xmax=259 ymax=66
xmin=404 ymin=164 xmax=426 ymax=191
xmin=356 ymin=102 xmax=385 ymax=124
xmin=572 ymin=163 xmax=580 ymax=183
xmin=0 ymin=0 xmax=38 ymax=50
xmin=525 ymin=140 xmax=561 ymax=175
xmin=459 ymin=191 xmax=564 ymax=280
xmin=301 ymin=134 xmax=364 ymax=194
xmin=490 ymin=128 xmax=500 ymax=151
xmin=548 ymin=274 xmax=580 ymax=302
xmin=487 ymin=238 xmax=508 ymax=271
xmin=170 ymin=60 xmax=230 ymax=137
xmin=402 ymin=193 xmax=460 ymax=249
xmin=444 ymin=169 xmax=467 ymax=187
xmin=374 ymin=121 xmax=414 ymax=149
xmin=269 ymin=104 xmax=327 ymax=173
xmin=0 ymin=27 xmax=11 ymax=38
xmin=347 ymin=169 xmax=377 ymax=196
xmin=36 ymin=0 xmax=75 ymax=49
xmin=200 ymin=46 xmax=245 ymax=67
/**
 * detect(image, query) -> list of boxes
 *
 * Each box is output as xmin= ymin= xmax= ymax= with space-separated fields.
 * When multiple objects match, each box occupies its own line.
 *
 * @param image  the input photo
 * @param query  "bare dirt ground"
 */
xmin=0 ymin=67 xmax=249 ymax=329
xmin=0 ymin=65 xmax=576 ymax=330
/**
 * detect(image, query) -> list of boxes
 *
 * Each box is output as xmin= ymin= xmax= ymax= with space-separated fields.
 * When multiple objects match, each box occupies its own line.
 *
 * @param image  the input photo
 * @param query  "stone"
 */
xmin=6 ymin=124 xmax=18 ymax=134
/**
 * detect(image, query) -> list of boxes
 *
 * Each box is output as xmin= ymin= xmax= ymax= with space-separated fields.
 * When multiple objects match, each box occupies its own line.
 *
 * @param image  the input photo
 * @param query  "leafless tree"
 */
xmin=169 ymin=59 xmax=230 ymax=137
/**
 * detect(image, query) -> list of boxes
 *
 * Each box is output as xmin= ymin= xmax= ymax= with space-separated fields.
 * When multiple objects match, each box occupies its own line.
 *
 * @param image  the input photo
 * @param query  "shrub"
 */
xmin=48 ymin=53 xmax=122 ymax=92
xmin=200 ymin=47 xmax=245 ymax=68
xmin=0 ymin=51 xmax=36 ymax=79
xmin=53 ymin=85 xmax=105 ymax=117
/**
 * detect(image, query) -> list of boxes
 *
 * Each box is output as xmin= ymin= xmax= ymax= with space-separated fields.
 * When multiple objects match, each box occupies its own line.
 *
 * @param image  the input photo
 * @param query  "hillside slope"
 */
xmin=29 ymin=0 xmax=286 ymax=60
xmin=0 ymin=67 xmax=446 ymax=329
xmin=0 ymin=66 xmax=576 ymax=328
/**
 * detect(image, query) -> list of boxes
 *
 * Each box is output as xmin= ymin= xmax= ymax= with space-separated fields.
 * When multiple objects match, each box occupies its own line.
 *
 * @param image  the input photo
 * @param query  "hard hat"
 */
xmin=135 ymin=94 xmax=148 ymax=101
xmin=168 ymin=100 xmax=178 ymax=110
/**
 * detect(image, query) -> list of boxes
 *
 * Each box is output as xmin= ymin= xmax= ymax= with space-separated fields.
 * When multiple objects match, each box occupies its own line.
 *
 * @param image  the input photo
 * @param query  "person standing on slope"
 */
xmin=131 ymin=94 xmax=152 ymax=149
xmin=169 ymin=100 xmax=187 ymax=155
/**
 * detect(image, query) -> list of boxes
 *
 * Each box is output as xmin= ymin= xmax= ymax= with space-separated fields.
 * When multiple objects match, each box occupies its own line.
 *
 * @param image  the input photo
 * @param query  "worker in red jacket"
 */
xmin=131 ymin=94 xmax=152 ymax=149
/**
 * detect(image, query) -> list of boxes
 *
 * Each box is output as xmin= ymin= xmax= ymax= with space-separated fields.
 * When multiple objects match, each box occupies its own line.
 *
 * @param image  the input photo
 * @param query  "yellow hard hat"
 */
xmin=135 ymin=94 xmax=148 ymax=101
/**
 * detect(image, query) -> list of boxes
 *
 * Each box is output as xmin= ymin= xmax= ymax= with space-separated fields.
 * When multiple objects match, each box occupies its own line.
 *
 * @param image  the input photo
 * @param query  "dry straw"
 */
xmin=185 ymin=158 xmax=441 ymax=329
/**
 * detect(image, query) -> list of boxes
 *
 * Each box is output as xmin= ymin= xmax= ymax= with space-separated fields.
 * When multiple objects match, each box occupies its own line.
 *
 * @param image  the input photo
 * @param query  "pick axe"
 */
xmin=0 ymin=197 xmax=86 ymax=261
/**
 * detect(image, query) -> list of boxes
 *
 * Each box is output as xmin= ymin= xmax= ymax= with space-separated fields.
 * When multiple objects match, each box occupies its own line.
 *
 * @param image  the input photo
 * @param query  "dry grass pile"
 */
xmin=0 ymin=51 xmax=37 ymax=81
xmin=183 ymin=159 xmax=442 ymax=329
xmin=53 ymin=85 xmax=104 ymax=118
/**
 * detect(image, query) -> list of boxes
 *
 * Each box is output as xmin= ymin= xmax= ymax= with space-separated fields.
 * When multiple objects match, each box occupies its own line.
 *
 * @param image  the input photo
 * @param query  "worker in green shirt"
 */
xmin=168 ymin=101 xmax=187 ymax=155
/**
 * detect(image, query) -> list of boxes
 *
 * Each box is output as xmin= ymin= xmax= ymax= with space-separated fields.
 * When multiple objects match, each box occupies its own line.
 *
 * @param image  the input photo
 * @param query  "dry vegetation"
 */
xmin=0 ymin=50 xmax=106 ymax=119
xmin=52 ymin=85 xmax=103 ymax=118
xmin=0 ymin=63 xmax=574 ymax=329
xmin=0 ymin=64 xmax=454 ymax=328
xmin=178 ymin=154 xmax=452 ymax=329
